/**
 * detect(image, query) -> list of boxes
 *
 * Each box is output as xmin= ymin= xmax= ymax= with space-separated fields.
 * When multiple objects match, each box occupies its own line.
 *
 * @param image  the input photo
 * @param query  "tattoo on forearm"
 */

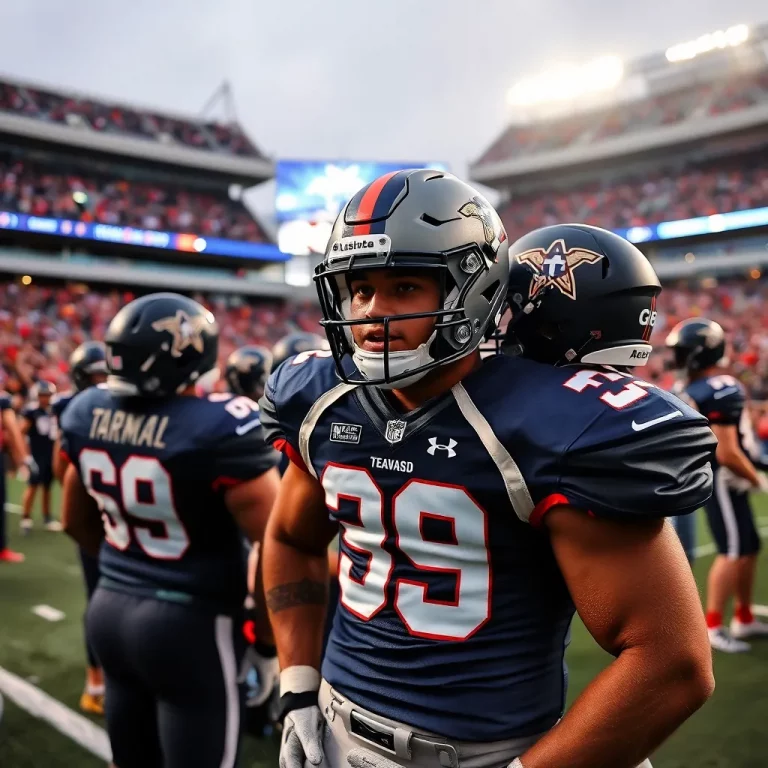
xmin=266 ymin=579 xmax=326 ymax=614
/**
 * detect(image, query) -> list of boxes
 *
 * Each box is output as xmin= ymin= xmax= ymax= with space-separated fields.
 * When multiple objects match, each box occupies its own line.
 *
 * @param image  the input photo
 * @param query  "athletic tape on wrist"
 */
xmin=509 ymin=759 xmax=524 ymax=768
xmin=280 ymin=665 xmax=321 ymax=697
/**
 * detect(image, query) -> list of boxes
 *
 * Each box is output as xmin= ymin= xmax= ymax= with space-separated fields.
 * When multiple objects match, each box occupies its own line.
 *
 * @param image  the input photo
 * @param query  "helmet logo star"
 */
xmin=151 ymin=310 xmax=210 ymax=357
xmin=516 ymin=239 xmax=603 ymax=300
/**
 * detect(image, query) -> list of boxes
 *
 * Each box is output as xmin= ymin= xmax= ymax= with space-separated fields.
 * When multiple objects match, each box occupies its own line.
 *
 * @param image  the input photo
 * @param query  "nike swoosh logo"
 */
xmin=631 ymin=410 xmax=683 ymax=431
xmin=235 ymin=418 xmax=262 ymax=436
xmin=713 ymin=387 xmax=740 ymax=399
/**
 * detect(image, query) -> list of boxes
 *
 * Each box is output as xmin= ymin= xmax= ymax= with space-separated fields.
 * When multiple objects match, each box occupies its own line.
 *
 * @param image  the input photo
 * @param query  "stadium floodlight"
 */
xmin=665 ymin=24 xmax=749 ymax=63
xmin=507 ymin=56 xmax=624 ymax=108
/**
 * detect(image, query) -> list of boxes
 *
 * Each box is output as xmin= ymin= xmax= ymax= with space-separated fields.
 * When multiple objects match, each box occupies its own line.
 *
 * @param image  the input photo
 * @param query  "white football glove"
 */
xmin=280 ymin=705 xmax=325 ymax=768
xmin=279 ymin=666 xmax=324 ymax=768
xmin=756 ymin=473 xmax=768 ymax=493
xmin=239 ymin=644 xmax=280 ymax=707
xmin=17 ymin=456 xmax=38 ymax=482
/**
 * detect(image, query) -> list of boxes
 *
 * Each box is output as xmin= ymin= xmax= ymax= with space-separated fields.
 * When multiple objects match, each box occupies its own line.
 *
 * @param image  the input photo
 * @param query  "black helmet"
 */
xmin=105 ymin=293 xmax=219 ymax=397
xmin=34 ymin=380 xmax=57 ymax=398
xmin=315 ymin=169 xmax=510 ymax=387
xmin=69 ymin=341 xmax=108 ymax=392
xmin=665 ymin=318 xmax=726 ymax=373
xmin=271 ymin=331 xmax=327 ymax=369
xmin=225 ymin=345 xmax=273 ymax=400
xmin=502 ymin=224 xmax=661 ymax=367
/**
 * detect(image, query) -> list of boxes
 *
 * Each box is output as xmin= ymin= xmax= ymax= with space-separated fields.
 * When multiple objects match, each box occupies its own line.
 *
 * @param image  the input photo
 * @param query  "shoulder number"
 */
xmin=79 ymin=450 xmax=189 ymax=559
xmin=322 ymin=464 xmax=490 ymax=642
xmin=563 ymin=369 xmax=656 ymax=410
xmin=208 ymin=392 xmax=261 ymax=420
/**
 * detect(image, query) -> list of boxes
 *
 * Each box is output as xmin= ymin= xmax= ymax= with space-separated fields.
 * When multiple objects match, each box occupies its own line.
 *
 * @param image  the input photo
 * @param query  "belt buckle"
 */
xmin=349 ymin=710 xmax=399 ymax=756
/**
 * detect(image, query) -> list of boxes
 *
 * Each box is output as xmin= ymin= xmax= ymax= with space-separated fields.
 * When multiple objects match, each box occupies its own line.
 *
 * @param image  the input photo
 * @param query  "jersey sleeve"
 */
xmin=258 ymin=352 xmax=337 ymax=473
xmin=207 ymin=404 xmax=280 ymax=491
xmin=0 ymin=391 xmax=12 ymax=411
xmin=534 ymin=395 xmax=716 ymax=524
xmin=20 ymin=404 xmax=35 ymax=422
xmin=698 ymin=384 xmax=745 ymax=425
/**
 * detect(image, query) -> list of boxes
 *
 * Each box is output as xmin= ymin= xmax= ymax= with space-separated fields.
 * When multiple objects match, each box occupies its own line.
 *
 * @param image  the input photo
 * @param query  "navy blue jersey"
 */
xmin=0 ymin=391 xmax=11 ymax=454
xmin=21 ymin=402 xmax=55 ymax=464
xmin=60 ymin=386 xmax=278 ymax=612
xmin=260 ymin=353 xmax=714 ymax=741
xmin=686 ymin=373 xmax=768 ymax=472
xmin=51 ymin=391 xmax=75 ymax=442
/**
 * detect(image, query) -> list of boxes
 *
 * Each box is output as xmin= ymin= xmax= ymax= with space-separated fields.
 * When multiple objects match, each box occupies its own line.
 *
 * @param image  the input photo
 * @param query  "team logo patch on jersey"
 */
xmin=385 ymin=419 xmax=407 ymax=444
xmin=458 ymin=196 xmax=507 ymax=255
xmin=330 ymin=422 xmax=362 ymax=444
xmin=151 ymin=310 xmax=211 ymax=357
xmin=516 ymin=239 xmax=603 ymax=300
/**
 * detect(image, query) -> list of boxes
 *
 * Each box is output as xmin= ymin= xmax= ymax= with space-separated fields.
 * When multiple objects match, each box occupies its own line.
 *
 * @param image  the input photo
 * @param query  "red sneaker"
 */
xmin=0 ymin=548 xmax=25 ymax=563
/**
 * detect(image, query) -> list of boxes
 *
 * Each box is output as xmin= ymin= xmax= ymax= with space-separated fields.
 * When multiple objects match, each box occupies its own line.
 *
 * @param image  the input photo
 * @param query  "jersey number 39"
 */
xmin=79 ymin=449 xmax=189 ymax=560
xmin=322 ymin=463 xmax=490 ymax=642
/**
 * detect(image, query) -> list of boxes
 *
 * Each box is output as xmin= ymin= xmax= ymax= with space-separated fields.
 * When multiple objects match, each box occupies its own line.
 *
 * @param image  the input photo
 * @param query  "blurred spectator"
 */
xmin=0 ymin=156 xmax=268 ymax=242
xmin=0 ymin=80 xmax=264 ymax=159
xmin=0 ymin=282 xmax=321 ymax=396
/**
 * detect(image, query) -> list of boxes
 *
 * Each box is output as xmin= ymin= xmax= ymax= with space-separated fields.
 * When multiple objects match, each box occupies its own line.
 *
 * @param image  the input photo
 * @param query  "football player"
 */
xmin=20 ymin=381 xmax=60 ymax=532
xmin=0 ymin=389 xmax=33 ymax=563
xmin=60 ymin=293 xmax=280 ymax=768
xmin=225 ymin=345 xmax=273 ymax=402
xmin=52 ymin=341 xmax=109 ymax=715
xmin=260 ymin=170 xmax=715 ymax=768
xmin=272 ymin=332 xmax=327 ymax=371
xmin=667 ymin=317 xmax=768 ymax=652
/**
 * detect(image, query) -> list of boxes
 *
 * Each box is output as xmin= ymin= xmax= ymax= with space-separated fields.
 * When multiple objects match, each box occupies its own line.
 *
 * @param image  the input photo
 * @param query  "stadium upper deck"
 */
xmin=471 ymin=21 xmax=768 ymax=185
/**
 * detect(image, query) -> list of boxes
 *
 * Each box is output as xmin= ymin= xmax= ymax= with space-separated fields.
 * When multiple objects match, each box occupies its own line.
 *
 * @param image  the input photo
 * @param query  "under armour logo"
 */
xmin=427 ymin=437 xmax=457 ymax=458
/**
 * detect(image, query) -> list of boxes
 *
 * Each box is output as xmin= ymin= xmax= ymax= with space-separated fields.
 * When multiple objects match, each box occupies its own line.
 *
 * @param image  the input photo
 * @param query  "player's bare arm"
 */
xmin=3 ymin=408 xmax=29 ymax=470
xmin=711 ymin=423 xmax=761 ymax=487
xmin=518 ymin=508 xmax=713 ymax=768
xmin=61 ymin=463 xmax=103 ymax=557
xmin=263 ymin=461 xmax=337 ymax=671
xmin=225 ymin=466 xmax=281 ymax=643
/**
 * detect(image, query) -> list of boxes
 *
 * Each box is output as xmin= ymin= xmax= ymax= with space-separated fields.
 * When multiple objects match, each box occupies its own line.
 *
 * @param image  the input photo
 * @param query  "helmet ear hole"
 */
xmin=601 ymin=256 xmax=610 ymax=279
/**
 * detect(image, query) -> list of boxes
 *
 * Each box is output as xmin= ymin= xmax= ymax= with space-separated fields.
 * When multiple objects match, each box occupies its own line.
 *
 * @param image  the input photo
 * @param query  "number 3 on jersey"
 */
xmin=322 ymin=463 xmax=490 ymax=641
xmin=79 ymin=449 xmax=189 ymax=560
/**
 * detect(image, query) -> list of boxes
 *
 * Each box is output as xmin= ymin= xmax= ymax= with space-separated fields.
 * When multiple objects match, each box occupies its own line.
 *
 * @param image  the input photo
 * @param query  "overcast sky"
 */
xmin=1 ymin=0 xmax=766 ymax=216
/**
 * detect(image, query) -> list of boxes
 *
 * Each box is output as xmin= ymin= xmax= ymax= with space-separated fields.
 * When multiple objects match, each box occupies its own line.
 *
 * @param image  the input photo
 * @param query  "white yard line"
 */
xmin=0 ymin=666 xmax=111 ymax=762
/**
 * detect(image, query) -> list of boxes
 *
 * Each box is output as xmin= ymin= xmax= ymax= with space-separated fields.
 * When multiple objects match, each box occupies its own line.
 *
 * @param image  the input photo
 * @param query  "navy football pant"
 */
xmin=88 ymin=588 xmax=245 ymax=768
xmin=705 ymin=471 xmax=761 ymax=558
xmin=78 ymin=548 xmax=100 ymax=667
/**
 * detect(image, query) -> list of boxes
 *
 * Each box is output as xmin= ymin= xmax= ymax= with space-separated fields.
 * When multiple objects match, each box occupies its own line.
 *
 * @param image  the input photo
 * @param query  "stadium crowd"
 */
xmin=0 ymin=281 xmax=320 ymax=404
xmin=498 ymin=155 xmax=768 ymax=240
xmin=0 ymin=156 xmax=268 ymax=241
xmin=476 ymin=68 xmax=768 ymax=163
xmin=2 ymin=275 xmax=767 ymax=401
xmin=0 ymin=79 xmax=262 ymax=158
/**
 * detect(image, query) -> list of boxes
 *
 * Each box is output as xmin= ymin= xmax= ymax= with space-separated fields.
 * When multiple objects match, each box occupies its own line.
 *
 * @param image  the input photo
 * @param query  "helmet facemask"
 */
xmin=315 ymin=242 xmax=504 ymax=388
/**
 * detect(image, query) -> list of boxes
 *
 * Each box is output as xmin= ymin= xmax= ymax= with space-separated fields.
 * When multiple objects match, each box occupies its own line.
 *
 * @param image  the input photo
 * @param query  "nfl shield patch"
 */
xmin=385 ymin=419 xmax=407 ymax=444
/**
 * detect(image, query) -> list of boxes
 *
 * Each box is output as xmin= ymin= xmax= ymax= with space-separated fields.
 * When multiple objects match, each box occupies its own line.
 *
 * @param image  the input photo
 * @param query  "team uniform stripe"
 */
xmin=350 ymin=171 xmax=400 ymax=235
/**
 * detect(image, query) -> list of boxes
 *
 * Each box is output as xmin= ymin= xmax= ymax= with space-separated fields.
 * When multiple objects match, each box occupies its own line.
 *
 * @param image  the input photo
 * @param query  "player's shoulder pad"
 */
xmin=51 ymin=391 xmax=75 ymax=419
xmin=20 ymin=402 xmax=37 ymax=418
xmin=59 ymin=385 xmax=112 ymax=435
xmin=557 ymin=369 xmax=715 ymax=520
xmin=198 ymin=392 xmax=278 ymax=483
xmin=258 ymin=350 xmax=339 ymax=450
xmin=691 ymin=374 xmax=745 ymax=425
xmin=0 ymin=390 xmax=12 ymax=410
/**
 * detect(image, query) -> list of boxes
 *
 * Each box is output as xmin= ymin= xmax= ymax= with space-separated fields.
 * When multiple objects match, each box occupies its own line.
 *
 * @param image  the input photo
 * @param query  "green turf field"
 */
xmin=1 ymin=477 xmax=767 ymax=767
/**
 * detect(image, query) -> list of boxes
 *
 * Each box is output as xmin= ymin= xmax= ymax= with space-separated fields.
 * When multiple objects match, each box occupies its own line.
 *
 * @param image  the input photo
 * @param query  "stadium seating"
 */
xmin=0 ymin=282 xmax=321 ymax=398
xmin=0 ymin=79 xmax=264 ymax=159
xmin=475 ymin=69 xmax=768 ymax=165
xmin=497 ymin=155 xmax=768 ymax=240
xmin=0 ymin=156 xmax=269 ymax=242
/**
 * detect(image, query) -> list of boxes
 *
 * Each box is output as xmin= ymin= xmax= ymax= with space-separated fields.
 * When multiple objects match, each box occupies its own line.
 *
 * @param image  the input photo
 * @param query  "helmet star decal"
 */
xmin=151 ymin=310 xmax=211 ymax=357
xmin=515 ymin=239 xmax=603 ymax=300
